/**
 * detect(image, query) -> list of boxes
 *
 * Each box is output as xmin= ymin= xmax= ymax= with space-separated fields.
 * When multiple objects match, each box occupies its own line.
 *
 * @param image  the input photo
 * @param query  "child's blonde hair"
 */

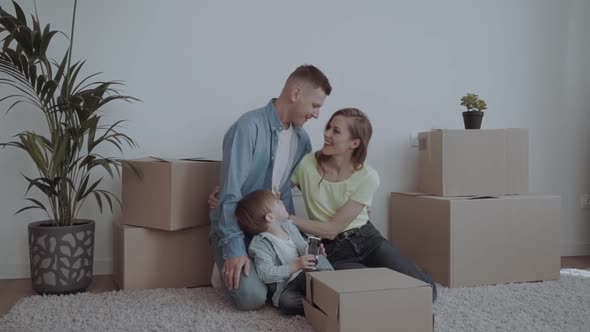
xmin=235 ymin=189 xmax=277 ymax=235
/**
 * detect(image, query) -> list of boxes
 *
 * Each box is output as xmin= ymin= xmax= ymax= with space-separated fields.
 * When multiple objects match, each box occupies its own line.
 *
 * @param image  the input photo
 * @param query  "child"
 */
xmin=236 ymin=189 xmax=333 ymax=315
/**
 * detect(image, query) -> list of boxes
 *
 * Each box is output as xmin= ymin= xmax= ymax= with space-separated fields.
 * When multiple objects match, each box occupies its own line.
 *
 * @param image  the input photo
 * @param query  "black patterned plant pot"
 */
xmin=28 ymin=220 xmax=95 ymax=294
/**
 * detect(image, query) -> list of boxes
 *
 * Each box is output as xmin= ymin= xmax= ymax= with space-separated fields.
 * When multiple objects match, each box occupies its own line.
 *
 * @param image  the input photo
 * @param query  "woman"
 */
xmin=289 ymin=108 xmax=437 ymax=301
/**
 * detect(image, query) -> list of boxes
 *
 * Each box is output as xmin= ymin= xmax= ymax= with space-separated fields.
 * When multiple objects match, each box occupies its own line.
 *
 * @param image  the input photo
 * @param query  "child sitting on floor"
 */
xmin=236 ymin=189 xmax=333 ymax=315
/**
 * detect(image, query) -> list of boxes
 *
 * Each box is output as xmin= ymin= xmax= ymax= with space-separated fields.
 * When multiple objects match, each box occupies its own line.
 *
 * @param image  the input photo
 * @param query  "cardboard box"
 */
xmin=418 ymin=129 xmax=528 ymax=196
xmin=112 ymin=220 xmax=213 ymax=290
xmin=390 ymin=193 xmax=561 ymax=288
xmin=304 ymin=268 xmax=432 ymax=332
xmin=122 ymin=157 xmax=220 ymax=230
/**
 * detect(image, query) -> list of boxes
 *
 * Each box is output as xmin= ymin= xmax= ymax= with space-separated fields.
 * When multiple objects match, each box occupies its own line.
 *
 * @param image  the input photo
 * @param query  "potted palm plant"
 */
xmin=460 ymin=93 xmax=487 ymax=129
xmin=0 ymin=1 xmax=138 ymax=294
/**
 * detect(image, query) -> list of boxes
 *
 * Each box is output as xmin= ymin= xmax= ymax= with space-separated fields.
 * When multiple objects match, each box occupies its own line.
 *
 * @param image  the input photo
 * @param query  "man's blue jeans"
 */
xmin=210 ymin=234 xmax=268 ymax=310
xmin=323 ymin=221 xmax=438 ymax=302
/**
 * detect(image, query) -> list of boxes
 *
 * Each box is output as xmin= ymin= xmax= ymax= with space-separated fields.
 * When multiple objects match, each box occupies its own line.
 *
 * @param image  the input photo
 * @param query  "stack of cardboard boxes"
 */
xmin=390 ymin=129 xmax=561 ymax=288
xmin=112 ymin=157 xmax=220 ymax=290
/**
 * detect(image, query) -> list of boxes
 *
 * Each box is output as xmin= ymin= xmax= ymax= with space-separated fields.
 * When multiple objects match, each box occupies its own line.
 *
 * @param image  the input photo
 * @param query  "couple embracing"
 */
xmin=209 ymin=65 xmax=436 ymax=315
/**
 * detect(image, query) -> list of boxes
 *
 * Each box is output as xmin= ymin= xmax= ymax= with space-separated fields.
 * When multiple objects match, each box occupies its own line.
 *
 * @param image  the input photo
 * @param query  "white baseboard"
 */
xmin=2 ymin=244 xmax=589 ymax=280
xmin=0 ymin=259 xmax=112 ymax=280
xmin=561 ymin=243 xmax=590 ymax=256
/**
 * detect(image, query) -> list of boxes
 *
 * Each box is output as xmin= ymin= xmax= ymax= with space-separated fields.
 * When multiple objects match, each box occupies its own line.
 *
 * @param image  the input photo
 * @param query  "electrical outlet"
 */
xmin=580 ymin=194 xmax=590 ymax=209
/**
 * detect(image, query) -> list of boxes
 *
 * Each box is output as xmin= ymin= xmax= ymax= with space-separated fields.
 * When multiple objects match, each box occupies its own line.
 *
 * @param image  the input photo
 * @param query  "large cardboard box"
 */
xmin=122 ymin=157 xmax=220 ymax=230
xmin=418 ymin=129 xmax=528 ymax=196
xmin=112 ymin=220 xmax=213 ymax=290
xmin=304 ymin=268 xmax=432 ymax=332
xmin=390 ymin=193 xmax=561 ymax=288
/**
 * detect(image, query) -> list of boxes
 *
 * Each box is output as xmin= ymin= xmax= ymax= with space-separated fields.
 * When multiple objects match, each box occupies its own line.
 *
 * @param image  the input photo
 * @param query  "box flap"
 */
xmin=391 ymin=192 xmax=427 ymax=197
xmin=143 ymin=156 xmax=219 ymax=163
xmin=303 ymin=300 xmax=339 ymax=332
xmin=434 ymin=128 xmax=527 ymax=133
xmin=309 ymin=268 xmax=430 ymax=294
xmin=392 ymin=192 xmax=499 ymax=201
xmin=450 ymin=194 xmax=559 ymax=203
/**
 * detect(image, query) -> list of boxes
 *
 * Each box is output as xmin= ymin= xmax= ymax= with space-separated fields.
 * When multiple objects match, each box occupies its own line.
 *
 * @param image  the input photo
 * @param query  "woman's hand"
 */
xmin=292 ymin=200 xmax=365 ymax=239
xmin=208 ymin=186 xmax=220 ymax=209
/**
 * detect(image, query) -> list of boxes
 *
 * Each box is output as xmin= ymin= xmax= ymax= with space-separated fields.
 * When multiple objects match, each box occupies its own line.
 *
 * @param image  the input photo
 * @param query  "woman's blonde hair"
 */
xmin=314 ymin=108 xmax=373 ymax=177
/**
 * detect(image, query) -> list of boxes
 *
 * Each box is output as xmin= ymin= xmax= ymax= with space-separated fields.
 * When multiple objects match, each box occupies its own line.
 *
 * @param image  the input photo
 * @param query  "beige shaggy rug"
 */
xmin=1 ymin=269 xmax=588 ymax=331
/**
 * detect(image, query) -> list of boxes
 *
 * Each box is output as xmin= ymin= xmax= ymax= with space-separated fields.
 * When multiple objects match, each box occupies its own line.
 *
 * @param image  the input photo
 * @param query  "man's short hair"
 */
xmin=287 ymin=64 xmax=332 ymax=96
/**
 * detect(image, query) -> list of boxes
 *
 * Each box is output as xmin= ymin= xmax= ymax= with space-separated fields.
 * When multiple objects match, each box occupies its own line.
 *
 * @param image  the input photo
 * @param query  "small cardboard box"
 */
xmin=390 ymin=193 xmax=561 ymax=288
xmin=112 ymin=220 xmax=213 ymax=290
xmin=418 ymin=129 xmax=528 ymax=196
xmin=122 ymin=157 xmax=220 ymax=230
xmin=304 ymin=268 xmax=432 ymax=332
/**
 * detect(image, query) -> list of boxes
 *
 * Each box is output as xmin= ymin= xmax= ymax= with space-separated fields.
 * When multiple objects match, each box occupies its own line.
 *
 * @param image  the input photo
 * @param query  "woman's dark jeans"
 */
xmin=323 ymin=221 xmax=437 ymax=302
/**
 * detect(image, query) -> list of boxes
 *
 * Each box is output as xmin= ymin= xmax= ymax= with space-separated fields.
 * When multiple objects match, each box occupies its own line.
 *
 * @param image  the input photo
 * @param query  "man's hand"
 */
xmin=222 ymin=255 xmax=250 ymax=290
xmin=319 ymin=243 xmax=326 ymax=256
xmin=208 ymin=186 xmax=220 ymax=209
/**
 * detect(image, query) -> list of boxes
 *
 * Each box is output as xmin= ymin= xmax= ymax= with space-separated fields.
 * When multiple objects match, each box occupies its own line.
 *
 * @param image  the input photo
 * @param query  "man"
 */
xmin=209 ymin=65 xmax=332 ymax=310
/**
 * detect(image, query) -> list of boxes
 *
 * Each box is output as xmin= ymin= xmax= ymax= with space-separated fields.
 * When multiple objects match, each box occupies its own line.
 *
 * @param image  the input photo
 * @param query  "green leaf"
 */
xmin=0 ymin=93 xmax=20 ymax=103
xmin=28 ymin=63 xmax=36 ymax=86
xmin=61 ymin=60 xmax=82 ymax=97
xmin=96 ymin=189 xmax=120 ymax=210
xmin=11 ymin=1 xmax=26 ymax=25
xmin=82 ymin=177 xmax=103 ymax=200
xmin=0 ymin=141 xmax=25 ymax=150
xmin=24 ymin=197 xmax=47 ymax=212
xmin=35 ymin=74 xmax=46 ymax=93
xmin=95 ymin=159 xmax=114 ymax=177
xmin=93 ymin=192 xmax=103 ymax=214
xmin=22 ymin=175 xmax=56 ymax=196
xmin=0 ymin=17 xmax=16 ymax=35
xmin=31 ymin=14 xmax=40 ymax=33
xmin=40 ymin=79 xmax=57 ymax=105
xmin=15 ymin=205 xmax=43 ymax=215
xmin=101 ymin=191 xmax=114 ymax=212
xmin=73 ymin=72 xmax=102 ymax=95
xmin=50 ymin=133 xmax=68 ymax=177
xmin=76 ymin=174 xmax=90 ymax=202
xmin=39 ymin=30 xmax=58 ymax=56
xmin=53 ymin=49 xmax=68 ymax=84
xmin=18 ymin=54 xmax=29 ymax=79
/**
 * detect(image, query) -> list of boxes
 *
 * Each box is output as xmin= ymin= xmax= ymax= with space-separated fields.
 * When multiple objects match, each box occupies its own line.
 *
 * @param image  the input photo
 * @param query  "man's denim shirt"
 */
xmin=209 ymin=99 xmax=312 ymax=260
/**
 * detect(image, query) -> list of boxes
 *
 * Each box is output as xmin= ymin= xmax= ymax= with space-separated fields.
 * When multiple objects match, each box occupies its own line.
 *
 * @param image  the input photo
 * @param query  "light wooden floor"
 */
xmin=1 ymin=256 xmax=589 ymax=317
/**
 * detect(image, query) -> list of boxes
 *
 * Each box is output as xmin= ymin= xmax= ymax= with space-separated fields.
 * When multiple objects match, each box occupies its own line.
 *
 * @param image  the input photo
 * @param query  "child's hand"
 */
xmin=319 ymin=243 xmax=326 ymax=256
xmin=292 ymin=255 xmax=317 ymax=272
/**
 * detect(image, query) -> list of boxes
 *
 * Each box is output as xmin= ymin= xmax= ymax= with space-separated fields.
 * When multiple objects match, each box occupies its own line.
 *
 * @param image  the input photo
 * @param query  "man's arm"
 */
xmin=214 ymin=121 xmax=256 ymax=260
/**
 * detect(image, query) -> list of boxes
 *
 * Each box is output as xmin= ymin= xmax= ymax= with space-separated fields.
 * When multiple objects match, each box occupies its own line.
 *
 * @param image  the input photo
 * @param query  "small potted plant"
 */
xmin=460 ymin=93 xmax=487 ymax=129
xmin=0 ymin=1 xmax=138 ymax=294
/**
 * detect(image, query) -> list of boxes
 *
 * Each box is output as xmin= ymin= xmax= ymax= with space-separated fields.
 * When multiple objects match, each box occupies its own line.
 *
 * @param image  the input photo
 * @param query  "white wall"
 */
xmin=1 ymin=0 xmax=588 ymax=278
